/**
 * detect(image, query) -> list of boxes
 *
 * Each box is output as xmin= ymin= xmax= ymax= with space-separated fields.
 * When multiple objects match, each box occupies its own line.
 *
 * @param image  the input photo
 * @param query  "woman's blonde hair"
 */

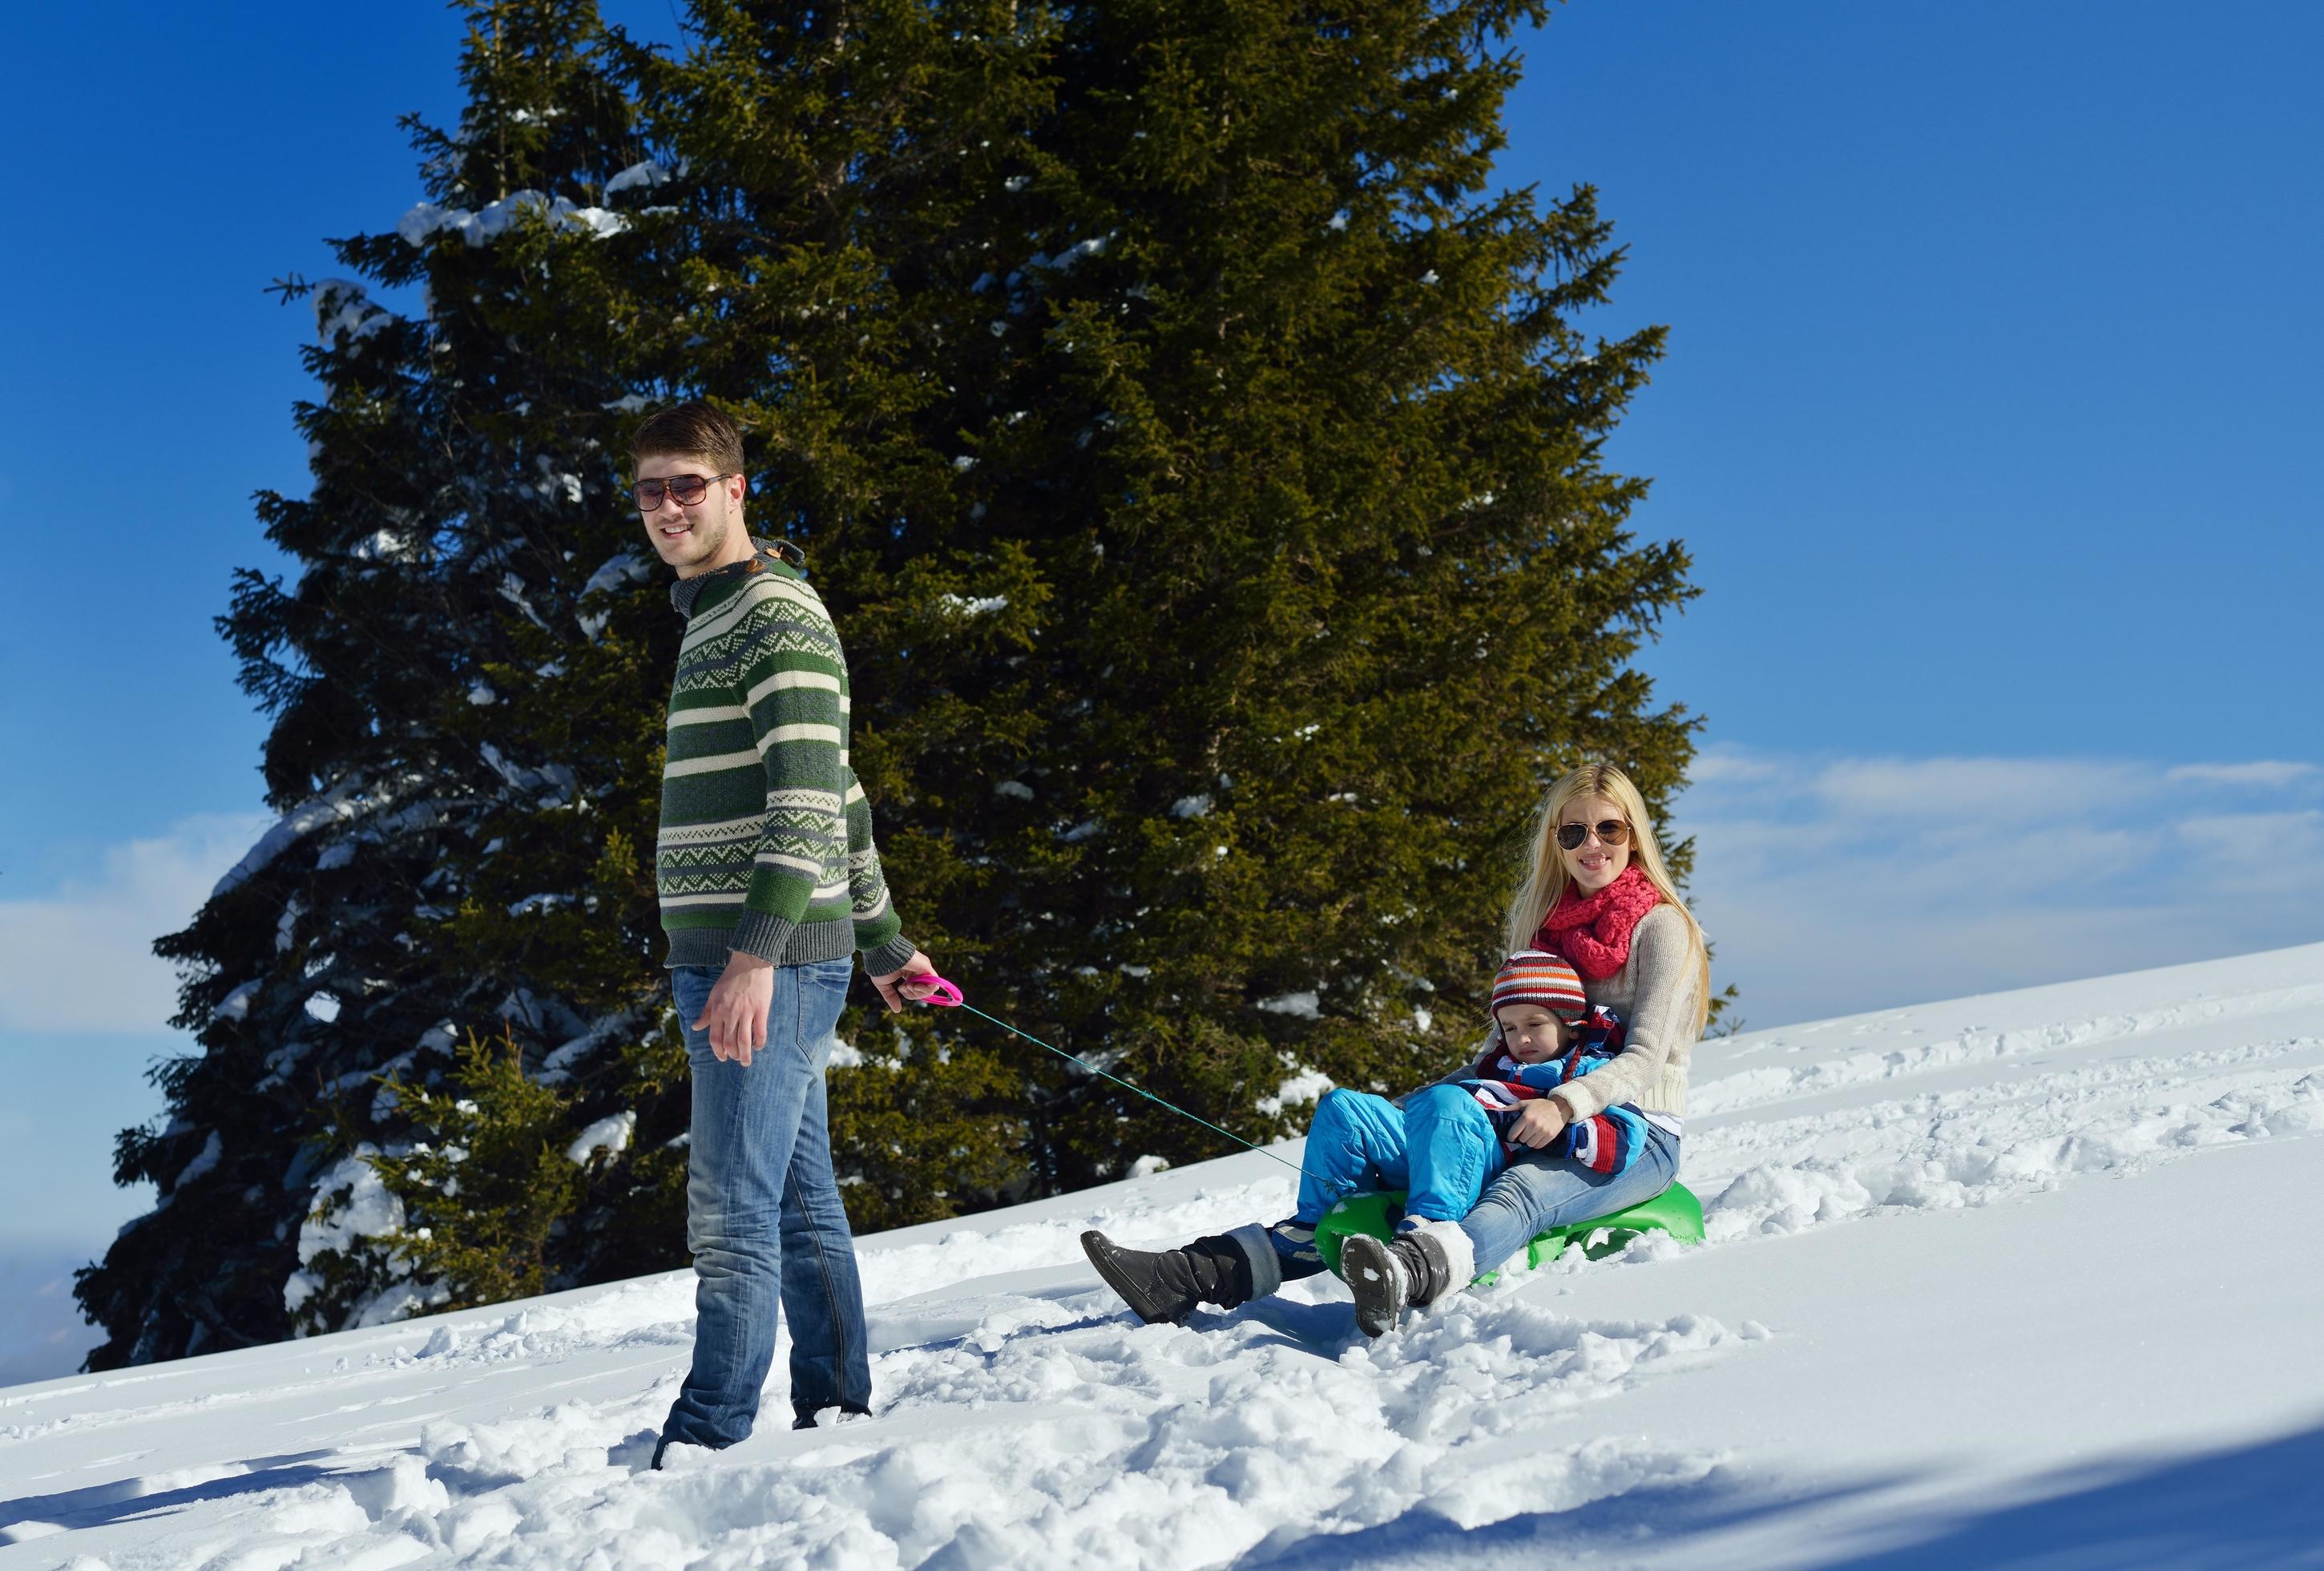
xmin=1504 ymin=762 xmax=1711 ymax=1037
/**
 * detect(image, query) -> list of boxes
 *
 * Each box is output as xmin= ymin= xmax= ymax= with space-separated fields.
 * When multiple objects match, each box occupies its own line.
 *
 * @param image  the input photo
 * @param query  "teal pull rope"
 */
xmin=950 ymin=1000 xmax=1314 ymax=1182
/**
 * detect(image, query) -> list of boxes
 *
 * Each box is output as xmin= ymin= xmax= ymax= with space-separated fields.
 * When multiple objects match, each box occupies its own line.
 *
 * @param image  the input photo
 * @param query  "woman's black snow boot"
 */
xmin=1082 ymin=1230 xmax=1256 ymax=1325
xmin=1342 ymin=1219 xmax=1474 ymax=1337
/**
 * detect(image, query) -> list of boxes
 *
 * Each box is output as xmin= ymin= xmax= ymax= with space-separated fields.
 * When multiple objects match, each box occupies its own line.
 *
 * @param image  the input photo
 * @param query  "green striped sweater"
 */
xmin=659 ymin=543 xmax=915 ymax=974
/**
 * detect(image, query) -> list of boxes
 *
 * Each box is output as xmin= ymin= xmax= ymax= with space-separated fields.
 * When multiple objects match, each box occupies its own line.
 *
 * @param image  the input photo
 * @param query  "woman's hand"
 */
xmin=1509 ymin=1097 xmax=1570 ymax=1149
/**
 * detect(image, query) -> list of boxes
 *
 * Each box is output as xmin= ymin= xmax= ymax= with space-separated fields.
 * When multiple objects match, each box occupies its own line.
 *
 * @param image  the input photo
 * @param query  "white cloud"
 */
xmin=2163 ymin=761 xmax=2321 ymax=790
xmin=1684 ymin=746 xmax=1785 ymax=786
xmin=1809 ymin=755 xmax=2150 ymax=823
xmin=1676 ymin=747 xmax=2324 ymax=1029
xmin=2171 ymin=810 xmax=2324 ymax=899
xmin=0 ymin=813 xmax=272 ymax=1034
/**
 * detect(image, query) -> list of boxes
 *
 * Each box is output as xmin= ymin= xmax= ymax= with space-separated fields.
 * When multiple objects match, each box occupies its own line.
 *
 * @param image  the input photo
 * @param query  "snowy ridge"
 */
xmin=1692 ymin=977 xmax=2324 ymax=1117
xmin=4 ymin=942 xmax=2322 ymax=1565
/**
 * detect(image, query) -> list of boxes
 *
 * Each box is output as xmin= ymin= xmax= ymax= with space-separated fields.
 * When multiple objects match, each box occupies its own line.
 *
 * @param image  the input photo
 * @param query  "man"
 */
xmin=632 ymin=402 xmax=935 ymax=1466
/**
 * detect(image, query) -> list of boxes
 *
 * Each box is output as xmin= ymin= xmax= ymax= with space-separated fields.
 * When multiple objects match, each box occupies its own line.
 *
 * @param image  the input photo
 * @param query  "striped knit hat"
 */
xmin=1490 ymin=949 xmax=1588 ymax=1022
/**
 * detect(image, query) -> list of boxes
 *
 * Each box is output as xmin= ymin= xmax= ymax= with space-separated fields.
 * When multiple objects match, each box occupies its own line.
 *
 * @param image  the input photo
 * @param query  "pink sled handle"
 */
xmin=902 ymin=971 xmax=964 ymax=1008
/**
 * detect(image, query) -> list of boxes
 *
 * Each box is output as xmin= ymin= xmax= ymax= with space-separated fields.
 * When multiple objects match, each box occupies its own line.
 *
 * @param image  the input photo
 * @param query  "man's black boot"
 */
xmin=1082 ymin=1230 xmax=1257 ymax=1325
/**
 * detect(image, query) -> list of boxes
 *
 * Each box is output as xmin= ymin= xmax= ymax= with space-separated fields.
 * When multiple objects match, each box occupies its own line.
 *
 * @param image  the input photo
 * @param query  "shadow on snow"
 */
xmin=0 ymin=1450 xmax=348 ymax=1534
xmin=1233 ymin=1415 xmax=2324 ymax=1569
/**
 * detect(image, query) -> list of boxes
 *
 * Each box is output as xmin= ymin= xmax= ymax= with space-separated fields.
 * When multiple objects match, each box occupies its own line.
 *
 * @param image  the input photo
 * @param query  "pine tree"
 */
xmin=601 ymin=0 xmax=1074 ymax=1228
xmin=648 ymin=0 xmax=1699 ymax=1198
xmin=368 ymin=1029 xmax=591 ymax=1314
xmin=81 ymin=0 xmax=1706 ymax=1367
xmin=76 ymin=0 xmax=681 ymax=1365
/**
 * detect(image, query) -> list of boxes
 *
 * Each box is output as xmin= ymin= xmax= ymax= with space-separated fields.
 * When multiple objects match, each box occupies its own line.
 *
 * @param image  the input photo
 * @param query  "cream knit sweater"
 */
xmin=1545 ymin=904 xmax=1702 ymax=1122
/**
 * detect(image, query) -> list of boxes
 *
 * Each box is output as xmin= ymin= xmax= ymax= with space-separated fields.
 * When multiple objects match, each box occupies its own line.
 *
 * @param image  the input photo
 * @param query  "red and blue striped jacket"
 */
xmin=1458 ymin=1005 xmax=1651 ymax=1175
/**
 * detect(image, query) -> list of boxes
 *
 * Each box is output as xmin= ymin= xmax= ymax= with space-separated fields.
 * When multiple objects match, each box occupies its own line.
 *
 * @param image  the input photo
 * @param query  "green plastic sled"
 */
xmin=1313 ymin=1181 xmax=1704 ymax=1283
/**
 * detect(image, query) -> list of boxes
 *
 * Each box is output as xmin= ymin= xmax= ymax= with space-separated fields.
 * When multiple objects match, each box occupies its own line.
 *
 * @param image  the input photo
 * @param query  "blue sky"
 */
xmin=2 ymin=2 xmax=2319 ymax=1371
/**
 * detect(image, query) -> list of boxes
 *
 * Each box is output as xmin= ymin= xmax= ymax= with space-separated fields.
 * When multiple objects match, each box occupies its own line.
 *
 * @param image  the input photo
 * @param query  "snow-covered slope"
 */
xmin=5 ymin=943 xmax=2322 ymax=1569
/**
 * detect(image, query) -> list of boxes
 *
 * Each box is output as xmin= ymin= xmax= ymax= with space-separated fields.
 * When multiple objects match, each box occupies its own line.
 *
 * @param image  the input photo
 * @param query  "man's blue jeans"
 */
xmin=659 ymin=958 xmax=871 ymax=1450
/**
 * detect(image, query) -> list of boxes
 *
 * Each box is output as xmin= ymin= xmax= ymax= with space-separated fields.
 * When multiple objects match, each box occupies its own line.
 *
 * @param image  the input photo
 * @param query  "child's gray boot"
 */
xmin=1343 ymin=1219 xmax=1475 ymax=1338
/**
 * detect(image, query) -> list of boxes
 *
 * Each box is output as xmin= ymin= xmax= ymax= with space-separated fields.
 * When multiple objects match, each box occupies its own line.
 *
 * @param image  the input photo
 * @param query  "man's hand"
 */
xmin=696 ymin=951 xmax=777 ymax=1064
xmin=868 ymin=951 xmax=942 ymax=1014
xmin=1510 ymin=1096 xmax=1571 ymax=1150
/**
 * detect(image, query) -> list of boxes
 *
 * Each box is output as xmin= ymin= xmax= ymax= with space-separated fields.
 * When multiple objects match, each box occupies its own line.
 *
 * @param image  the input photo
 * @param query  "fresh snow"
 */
xmin=166 ymin=1133 xmax=221 ymax=1192
xmin=576 ymin=549 xmax=652 ymax=640
xmin=603 ymin=160 xmax=672 ymax=196
xmin=397 ymin=191 xmax=627 ymax=248
xmin=937 ymin=592 xmax=1008 ymax=616
xmin=312 ymin=279 xmax=393 ymax=344
xmin=1255 ymin=1064 xmax=1334 ymax=1118
xmin=564 ymin=1113 xmax=636 ymax=1168
xmin=280 ymin=1149 xmax=403 ymax=1321
xmin=210 ymin=777 xmax=385 ymax=899
xmin=538 ymin=1012 xmax=644 ymax=1083
xmin=5 ymin=943 xmax=2322 ymax=1566
xmin=209 ymin=980 xmax=259 ymax=1023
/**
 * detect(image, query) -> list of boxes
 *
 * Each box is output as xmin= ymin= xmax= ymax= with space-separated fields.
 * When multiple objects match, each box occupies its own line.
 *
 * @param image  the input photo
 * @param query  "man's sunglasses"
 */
xmin=1556 ymin=819 xmax=1632 ymax=850
xmin=631 ymin=473 xmax=736 ymax=511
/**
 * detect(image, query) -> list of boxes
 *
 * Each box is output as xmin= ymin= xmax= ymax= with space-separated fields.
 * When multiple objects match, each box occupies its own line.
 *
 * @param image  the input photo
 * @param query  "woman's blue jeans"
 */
xmin=1457 ymin=1113 xmax=1680 ymax=1274
xmin=659 ymin=958 xmax=871 ymax=1451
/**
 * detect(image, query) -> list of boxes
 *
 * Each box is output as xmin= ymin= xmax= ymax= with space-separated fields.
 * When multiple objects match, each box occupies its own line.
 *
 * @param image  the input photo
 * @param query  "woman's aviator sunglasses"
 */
xmin=631 ymin=472 xmax=735 ymax=511
xmin=1556 ymin=819 xmax=1632 ymax=850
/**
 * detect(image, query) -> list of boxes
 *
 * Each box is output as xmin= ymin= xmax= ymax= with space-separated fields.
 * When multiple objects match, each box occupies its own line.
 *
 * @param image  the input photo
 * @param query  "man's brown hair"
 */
xmin=631 ymin=401 xmax=746 ymax=475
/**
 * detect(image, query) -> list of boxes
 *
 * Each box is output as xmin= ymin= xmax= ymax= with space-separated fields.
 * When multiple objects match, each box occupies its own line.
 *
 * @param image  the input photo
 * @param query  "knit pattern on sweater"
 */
xmin=1551 ymin=903 xmax=1701 ymax=1122
xmin=657 ymin=548 xmax=912 ymax=971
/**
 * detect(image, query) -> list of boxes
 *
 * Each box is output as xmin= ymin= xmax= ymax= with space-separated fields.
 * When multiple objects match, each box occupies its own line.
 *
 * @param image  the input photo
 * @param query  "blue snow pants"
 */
xmin=1294 ymin=1085 xmax=1502 ymax=1227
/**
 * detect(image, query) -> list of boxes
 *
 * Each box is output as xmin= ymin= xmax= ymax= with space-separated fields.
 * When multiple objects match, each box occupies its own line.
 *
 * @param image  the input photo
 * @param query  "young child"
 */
xmin=1083 ymin=949 xmax=1651 ymax=1336
xmin=1448 ymin=949 xmax=1651 ymax=1181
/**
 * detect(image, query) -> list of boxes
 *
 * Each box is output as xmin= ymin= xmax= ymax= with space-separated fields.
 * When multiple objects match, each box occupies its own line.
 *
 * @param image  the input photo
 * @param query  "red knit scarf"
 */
xmin=1535 ymin=864 xmax=1661 ymax=980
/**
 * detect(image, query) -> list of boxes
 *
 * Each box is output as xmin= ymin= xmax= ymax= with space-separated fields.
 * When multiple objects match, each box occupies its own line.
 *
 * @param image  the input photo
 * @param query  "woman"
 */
xmin=1433 ymin=761 xmax=1708 ymax=1311
xmin=1081 ymin=761 xmax=1709 ymax=1333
